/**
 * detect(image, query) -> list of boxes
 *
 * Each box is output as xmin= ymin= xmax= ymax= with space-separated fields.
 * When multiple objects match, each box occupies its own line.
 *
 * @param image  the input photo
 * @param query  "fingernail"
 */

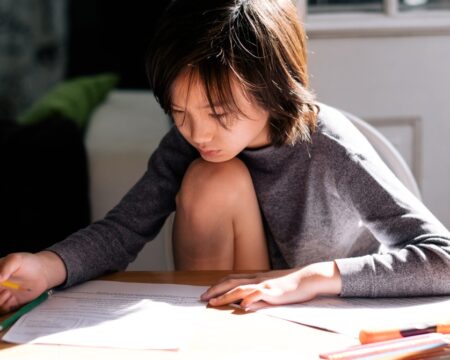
xmin=201 ymin=292 xmax=212 ymax=301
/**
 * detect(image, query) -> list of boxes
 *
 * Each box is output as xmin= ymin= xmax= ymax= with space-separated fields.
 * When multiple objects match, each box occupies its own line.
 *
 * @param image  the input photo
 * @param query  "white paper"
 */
xmin=3 ymin=280 xmax=208 ymax=350
xmin=259 ymin=295 xmax=450 ymax=338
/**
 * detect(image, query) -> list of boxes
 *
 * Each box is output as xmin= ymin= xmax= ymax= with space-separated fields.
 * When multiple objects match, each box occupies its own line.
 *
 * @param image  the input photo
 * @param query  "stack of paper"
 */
xmin=2 ymin=280 xmax=209 ymax=350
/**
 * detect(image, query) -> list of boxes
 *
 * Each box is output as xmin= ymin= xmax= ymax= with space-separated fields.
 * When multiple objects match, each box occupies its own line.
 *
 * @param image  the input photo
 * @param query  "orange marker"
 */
xmin=360 ymin=323 xmax=450 ymax=344
xmin=321 ymin=333 xmax=450 ymax=360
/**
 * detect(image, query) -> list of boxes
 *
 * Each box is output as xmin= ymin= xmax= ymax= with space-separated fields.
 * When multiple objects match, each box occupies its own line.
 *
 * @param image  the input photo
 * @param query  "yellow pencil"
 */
xmin=1 ymin=280 xmax=24 ymax=291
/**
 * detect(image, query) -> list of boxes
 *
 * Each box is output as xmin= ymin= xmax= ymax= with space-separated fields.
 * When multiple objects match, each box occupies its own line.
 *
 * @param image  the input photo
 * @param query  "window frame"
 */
xmin=297 ymin=0 xmax=450 ymax=38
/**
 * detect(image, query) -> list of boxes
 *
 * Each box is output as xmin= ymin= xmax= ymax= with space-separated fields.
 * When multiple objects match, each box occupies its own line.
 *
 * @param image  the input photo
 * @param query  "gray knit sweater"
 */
xmin=49 ymin=104 xmax=450 ymax=297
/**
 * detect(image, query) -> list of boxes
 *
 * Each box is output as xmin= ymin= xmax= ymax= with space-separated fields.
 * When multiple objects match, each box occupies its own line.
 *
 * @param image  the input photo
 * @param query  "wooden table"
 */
xmin=0 ymin=271 xmax=358 ymax=359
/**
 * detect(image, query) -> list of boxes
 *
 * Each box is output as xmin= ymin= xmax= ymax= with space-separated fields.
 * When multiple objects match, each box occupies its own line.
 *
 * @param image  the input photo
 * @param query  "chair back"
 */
xmin=340 ymin=109 xmax=421 ymax=199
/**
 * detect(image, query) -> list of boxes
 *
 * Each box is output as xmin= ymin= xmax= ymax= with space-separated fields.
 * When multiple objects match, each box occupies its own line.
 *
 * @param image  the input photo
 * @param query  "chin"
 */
xmin=200 ymin=152 xmax=236 ymax=163
xmin=201 ymin=155 xmax=230 ymax=163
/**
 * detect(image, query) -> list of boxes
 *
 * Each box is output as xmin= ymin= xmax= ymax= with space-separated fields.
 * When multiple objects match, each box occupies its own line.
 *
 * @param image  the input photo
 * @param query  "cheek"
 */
xmin=229 ymin=124 xmax=256 ymax=145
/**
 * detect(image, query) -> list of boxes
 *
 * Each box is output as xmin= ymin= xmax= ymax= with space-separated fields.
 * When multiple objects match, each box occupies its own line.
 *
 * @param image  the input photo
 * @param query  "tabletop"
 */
xmin=0 ymin=271 xmax=358 ymax=359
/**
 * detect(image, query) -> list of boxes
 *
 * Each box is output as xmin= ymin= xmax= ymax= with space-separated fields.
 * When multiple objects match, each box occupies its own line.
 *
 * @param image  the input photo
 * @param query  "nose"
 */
xmin=190 ymin=118 xmax=214 ymax=144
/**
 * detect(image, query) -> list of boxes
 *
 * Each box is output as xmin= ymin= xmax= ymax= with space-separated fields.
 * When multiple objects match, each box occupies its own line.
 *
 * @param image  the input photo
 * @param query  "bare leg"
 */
xmin=173 ymin=158 xmax=270 ymax=270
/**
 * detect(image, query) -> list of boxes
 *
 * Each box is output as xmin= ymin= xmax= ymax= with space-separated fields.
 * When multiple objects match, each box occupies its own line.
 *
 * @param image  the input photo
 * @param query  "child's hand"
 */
xmin=201 ymin=262 xmax=342 ymax=310
xmin=0 ymin=251 xmax=66 ymax=314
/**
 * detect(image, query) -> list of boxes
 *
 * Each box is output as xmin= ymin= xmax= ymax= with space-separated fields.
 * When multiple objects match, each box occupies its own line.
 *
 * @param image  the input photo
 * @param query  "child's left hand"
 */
xmin=200 ymin=261 xmax=342 ymax=310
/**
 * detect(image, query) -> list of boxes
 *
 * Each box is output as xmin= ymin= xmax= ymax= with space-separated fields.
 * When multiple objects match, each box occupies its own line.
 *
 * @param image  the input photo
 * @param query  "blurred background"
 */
xmin=0 ymin=0 xmax=449 ymax=258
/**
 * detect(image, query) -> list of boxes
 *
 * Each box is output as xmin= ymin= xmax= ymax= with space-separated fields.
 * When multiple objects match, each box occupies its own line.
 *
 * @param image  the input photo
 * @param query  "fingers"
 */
xmin=1 ymin=297 xmax=19 ymax=314
xmin=237 ymin=288 xmax=265 ymax=309
xmin=208 ymin=283 xmax=279 ymax=309
xmin=238 ymin=283 xmax=292 ymax=309
xmin=0 ymin=253 xmax=23 ymax=283
xmin=244 ymin=300 xmax=270 ymax=311
xmin=0 ymin=289 xmax=18 ymax=314
xmin=201 ymin=271 xmax=274 ymax=301
xmin=201 ymin=276 xmax=261 ymax=301
xmin=0 ymin=289 xmax=11 ymax=306
xmin=208 ymin=284 xmax=260 ymax=306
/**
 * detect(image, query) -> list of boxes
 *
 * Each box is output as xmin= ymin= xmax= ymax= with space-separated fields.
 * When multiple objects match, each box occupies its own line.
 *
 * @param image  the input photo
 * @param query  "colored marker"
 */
xmin=360 ymin=323 xmax=450 ymax=344
xmin=0 ymin=291 xmax=50 ymax=331
xmin=320 ymin=333 xmax=450 ymax=360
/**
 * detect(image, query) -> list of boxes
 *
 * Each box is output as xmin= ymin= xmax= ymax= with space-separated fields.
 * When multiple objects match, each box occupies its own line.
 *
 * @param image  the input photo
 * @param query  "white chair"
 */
xmin=341 ymin=109 xmax=421 ymax=199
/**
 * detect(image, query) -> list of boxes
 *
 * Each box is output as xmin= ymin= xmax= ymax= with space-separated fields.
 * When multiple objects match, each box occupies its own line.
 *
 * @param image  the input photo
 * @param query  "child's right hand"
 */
xmin=0 ymin=251 xmax=67 ymax=314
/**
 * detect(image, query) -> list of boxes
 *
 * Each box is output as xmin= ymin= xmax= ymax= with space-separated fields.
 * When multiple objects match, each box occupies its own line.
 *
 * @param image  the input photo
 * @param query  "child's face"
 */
xmin=170 ymin=71 xmax=271 ymax=163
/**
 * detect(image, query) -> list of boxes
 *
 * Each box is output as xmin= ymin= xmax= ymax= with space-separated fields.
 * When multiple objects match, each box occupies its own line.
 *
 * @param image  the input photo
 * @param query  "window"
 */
xmin=298 ymin=0 xmax=450 ymax=38
xmin=307 ymin=0 xmax=450 ymax=14
xmin=308 ymin=0 xmax=383 ymax=14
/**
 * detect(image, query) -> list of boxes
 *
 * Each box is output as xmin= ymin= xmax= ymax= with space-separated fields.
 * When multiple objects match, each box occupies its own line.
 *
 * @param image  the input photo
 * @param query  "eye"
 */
xmin=209 ymin=113 xmax=227 ymax=120
xmin=209 ymin=112 xmax=235 ymax=128
xmin=171 ymin=110 xmax=186 ymax=126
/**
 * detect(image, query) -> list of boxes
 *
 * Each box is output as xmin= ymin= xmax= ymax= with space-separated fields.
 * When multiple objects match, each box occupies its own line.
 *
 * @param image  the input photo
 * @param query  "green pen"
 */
xmin=0 ymin=291 xmax=51 ymax=331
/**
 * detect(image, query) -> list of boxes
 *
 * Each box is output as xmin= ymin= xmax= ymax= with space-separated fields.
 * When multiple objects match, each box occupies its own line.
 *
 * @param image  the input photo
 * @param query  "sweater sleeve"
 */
xmin=48 ymin=127 xmax=197 ymax=287
xmin=329 ymin=130 xmax=450 ymax=297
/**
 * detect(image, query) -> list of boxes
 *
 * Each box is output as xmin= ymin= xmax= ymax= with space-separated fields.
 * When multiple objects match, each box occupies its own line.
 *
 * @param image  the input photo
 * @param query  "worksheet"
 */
xmin=3 ymin=280 xmax=209 ymax=350
xmin=258 ymin=295 xmax=450 ymax=338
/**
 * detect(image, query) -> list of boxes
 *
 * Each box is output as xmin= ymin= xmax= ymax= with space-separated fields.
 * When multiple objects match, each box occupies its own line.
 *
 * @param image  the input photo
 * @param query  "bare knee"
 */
xmin=173 ymin=158 xmax=255 ymax=268
xmin=176 ymin=157 xmax=253 ymax=218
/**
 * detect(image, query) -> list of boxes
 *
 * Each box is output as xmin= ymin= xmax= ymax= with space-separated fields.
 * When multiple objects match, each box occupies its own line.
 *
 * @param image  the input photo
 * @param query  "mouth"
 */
xmin=198 ymin=148 xmax=221 ymax=157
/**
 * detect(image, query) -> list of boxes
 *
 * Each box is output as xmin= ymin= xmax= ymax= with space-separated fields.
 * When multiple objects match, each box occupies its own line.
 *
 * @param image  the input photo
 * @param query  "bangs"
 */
xmin=171 ymin=63 xmax=252 ymax=127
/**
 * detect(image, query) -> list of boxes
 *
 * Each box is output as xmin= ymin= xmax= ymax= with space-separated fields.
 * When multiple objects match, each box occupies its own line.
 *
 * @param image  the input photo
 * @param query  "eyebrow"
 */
xmin=171 ymin=102 xmax=230 ymax=110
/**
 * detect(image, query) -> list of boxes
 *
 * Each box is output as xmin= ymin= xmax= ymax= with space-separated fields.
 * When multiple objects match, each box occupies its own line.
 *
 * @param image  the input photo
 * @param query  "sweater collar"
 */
xmin=240 ymin=140 xmax=311 ymax=172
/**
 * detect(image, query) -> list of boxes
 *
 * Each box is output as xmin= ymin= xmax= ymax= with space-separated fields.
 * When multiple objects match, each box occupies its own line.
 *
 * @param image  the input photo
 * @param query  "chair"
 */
xmin=340 ymin=109 xmax=421 ymax=199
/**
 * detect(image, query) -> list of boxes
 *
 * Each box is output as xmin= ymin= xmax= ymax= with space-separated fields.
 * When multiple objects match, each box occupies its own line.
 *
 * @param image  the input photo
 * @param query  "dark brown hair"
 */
xmin=147 ymin=0 xmax=317 ymax=146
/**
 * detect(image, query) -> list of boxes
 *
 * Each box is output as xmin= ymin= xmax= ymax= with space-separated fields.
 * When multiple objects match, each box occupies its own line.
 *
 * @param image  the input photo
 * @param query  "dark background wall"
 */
xmin=0 ymin=1 xmax=172 ymax=256
xmin=66 ymin=0 xmax=171 ymax=89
